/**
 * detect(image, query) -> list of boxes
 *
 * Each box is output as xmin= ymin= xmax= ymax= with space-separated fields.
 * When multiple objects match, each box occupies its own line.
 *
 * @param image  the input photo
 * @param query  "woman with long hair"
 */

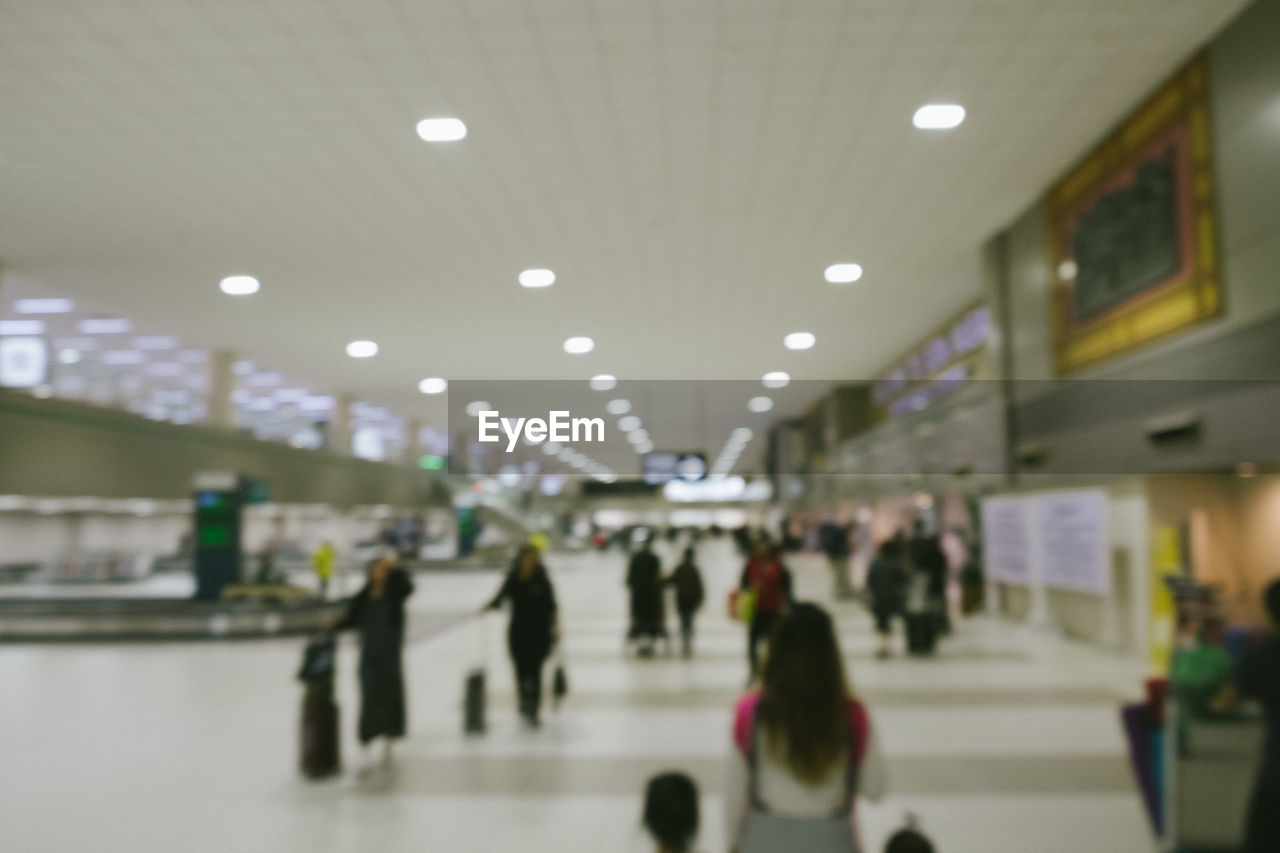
xmin=725 ymin=603 xmax=887 ymax=852
xmin=331 ymin=555 xmax=414 ymax=774
xmin=484 ymin=544 xmax=560 ymax=727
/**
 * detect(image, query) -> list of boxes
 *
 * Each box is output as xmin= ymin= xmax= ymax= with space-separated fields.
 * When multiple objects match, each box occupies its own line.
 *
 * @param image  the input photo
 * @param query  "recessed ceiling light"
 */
xmin=634 ymin=440 xmax=654 ymax=454
xmin=618 ymin=415 xmax=641 ymax=432
xmin=14 ymin=298 xmax=74 ymax=314
xmin=418 ymin=377 xmax=447 ymax=395
xmin=346 ymin=340 xmax=378 ymax=358
xmin=748 ymin=396 xmax=774 ymax=413
xmin=0 ymin=320 xmax=45 ymax=336
xmin=783 ymin=332 xmax=815 ymax=350
xmin=606 ymin=398 xmax=631 ymax=415
xmin=762 ymin=371 xmax=790 ymax=389
xmin=732 ymin=427 xmax=754 ymax=443
xmin=590 ymin=374 xmax=617 ymax=391
xmin=220 ymin=275 xmax=260 ymax=296
xmin=824 ymin=263 xmax=863 ymax=284
xmin=465 ymin=400 xmax=491 ymax=417
xmin=519 ymin=268 xmax=556 ymax=288
xmin=57 ymin=349 xmax=81 ymax=365
xmin=563 ymin=336 xmax=594 ymax=354
xmin=416 ymin=117 xmax=467 ymax=142
xmin=913 ymin=104 xmax=965 ymax=130
xmin=627 ymin=429 xmax=650 ymax=444
xmin=78 ymin=318 xmax=131 ymax=335
xmin=1057 ymin=260 xmax=1078 ymax=281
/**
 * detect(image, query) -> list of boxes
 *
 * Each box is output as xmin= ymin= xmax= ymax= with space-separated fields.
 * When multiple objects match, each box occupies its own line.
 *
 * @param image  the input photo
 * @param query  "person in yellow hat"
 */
xmin=312 ymin=541 xmax=336 ymax=598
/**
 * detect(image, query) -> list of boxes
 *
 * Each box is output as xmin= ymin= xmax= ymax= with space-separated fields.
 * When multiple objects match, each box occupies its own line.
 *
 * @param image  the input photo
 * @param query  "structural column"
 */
xmin=205 ymin=349 xmax=238 ymax=429
xmin=327 ymin=393 xmax=355 ymax=455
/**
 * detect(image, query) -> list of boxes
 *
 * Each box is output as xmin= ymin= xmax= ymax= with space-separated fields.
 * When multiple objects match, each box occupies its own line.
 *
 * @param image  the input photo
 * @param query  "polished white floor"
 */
xmin=0 ymin=539 xmax=1156 ymax=853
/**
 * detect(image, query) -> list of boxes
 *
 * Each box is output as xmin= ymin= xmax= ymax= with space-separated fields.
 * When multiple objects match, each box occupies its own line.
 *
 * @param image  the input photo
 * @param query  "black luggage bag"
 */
xmin=300 ymin=685 xmax=341 ymax=778
xmin=464 ymin=668 xmax=486 ymax=734
xmin=298 ymin=634 xmax=340 ymax=778
xmin=905 ymin=612 xmax=938 ymax=656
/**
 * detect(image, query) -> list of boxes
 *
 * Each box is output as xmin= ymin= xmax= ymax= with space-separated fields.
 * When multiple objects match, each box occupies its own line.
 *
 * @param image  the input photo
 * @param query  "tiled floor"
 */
xmin=0 ymin=538 xmax=1156 ymax=852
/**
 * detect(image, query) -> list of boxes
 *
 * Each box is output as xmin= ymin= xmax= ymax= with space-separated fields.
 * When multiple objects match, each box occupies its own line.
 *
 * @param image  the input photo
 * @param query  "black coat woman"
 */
xmin=333 ymin=556 xmax=414 ymax=773
xmin=485 ymin=545 xmax=560 ymax=727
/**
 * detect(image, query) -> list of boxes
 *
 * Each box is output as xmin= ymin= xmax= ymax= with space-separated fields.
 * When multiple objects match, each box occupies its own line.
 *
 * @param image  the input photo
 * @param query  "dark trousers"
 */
xmin=1245 ymin=761 xmax=1280 ymax=852
xmin=748 ymin=610 xmax=780 ymax=675
xmin=677 ymin=607 xmax=696 ymax=657
xmin=512 ymin=651 xmax=547 ymax=722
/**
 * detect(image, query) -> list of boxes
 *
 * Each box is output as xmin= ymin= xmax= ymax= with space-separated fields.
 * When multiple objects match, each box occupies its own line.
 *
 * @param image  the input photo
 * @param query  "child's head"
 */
xmin=885 ymin=828 xmax=936 ymax=853
xmin=643 ymin=772 xmax=699 ymax=851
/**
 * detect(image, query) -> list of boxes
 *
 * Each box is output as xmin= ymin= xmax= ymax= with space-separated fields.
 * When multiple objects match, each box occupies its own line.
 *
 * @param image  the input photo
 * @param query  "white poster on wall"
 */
xmin=981 ymin=495 xmax=1034 ymax=585
xmin=1037 ymin=489 xmax=1110 ymax=594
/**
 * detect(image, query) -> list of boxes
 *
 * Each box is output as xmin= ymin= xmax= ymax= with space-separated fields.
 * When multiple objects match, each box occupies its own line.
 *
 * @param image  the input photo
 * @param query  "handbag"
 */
xmin=728 ymin=588 xmax=757 ymax=624
xmin=551 ymin=646 xmax=569 ymax=706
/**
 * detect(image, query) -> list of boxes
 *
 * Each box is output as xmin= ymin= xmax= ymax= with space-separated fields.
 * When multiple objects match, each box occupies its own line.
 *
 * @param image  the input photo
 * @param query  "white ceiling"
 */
xmin=0 ymin=0 xmax=1250 ymax=468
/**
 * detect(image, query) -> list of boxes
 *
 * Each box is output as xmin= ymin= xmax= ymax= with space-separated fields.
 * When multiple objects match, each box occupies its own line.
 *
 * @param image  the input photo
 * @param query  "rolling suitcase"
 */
xmin=464 ymin=668 xmax=487 ymax=734
xmin=905 ymin=612 xmax=937 ymax=656
xmin=300 ymin=685 xmax=341 ymax=777
xmin=298 ymin=633 xmax=340 ymax=778
xmin=464 ymin=616 xmax=488 ymax=734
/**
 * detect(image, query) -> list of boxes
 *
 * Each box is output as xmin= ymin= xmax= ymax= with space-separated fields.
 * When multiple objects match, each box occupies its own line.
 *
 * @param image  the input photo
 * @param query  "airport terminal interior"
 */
xmin=2 ymin=2 xmax=1279 ymax=852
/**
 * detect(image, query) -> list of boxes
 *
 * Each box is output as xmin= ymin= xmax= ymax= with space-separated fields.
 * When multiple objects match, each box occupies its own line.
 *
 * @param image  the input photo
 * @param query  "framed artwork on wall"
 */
xmin=1047 ymin=54 xmax=1221 ymax=375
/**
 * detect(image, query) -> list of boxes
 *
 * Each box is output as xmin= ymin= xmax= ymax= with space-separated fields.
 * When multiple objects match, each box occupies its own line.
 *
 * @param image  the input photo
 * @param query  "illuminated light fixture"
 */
xmin=465 ymin=400 xmax=491 ymax=417
xmin=783 ymin=331 xmax=815 ymax=351
xmin=748 ymin=396 xmax=774 ymax=413
xmin=14 ymin=298 xmax=74 ymax=314
xmin=418 ymin=377 xmax=447 ymax=395
xmin=634 ymin=440 xmax=654 ymax=454
xmin=618 ymin=415 xmax=641 ymax=432
xmin=762 ymin=371 xmax=790 ymax=389
xmin=589 ymin=374 xmax=617 ymax=391
xmin=627 ymin=429 xmax=650 ymax=444
xmin=102 ymin=350 xmax=145 ymax=365
xmin=134 ymin=336 xmax=179 ymax=350
xmin=542 ymin=443 xmax=559 ymax=456
xmin=57 ymin=349 xmax=81 ymax=365
xmin=416 ymin=117 xmax=467 ymax=142
xmin=146 ymin=363 xmax=184 ymax=377
xmin=518 ymin=268 xmax=556 ymax=288
xmin=346 ymin=340 xmax=378 ymax=358
xmin=79 ymin=318 xmax=131 ymax=334
xmin=913 ymin=104 xmax=966 ymax=130
xmin=563 ymin=336 xmax=594 ymax=354
xmin=558 ymin=447 xmax=575 ymax=462
xmin=1057 ymin=260 xmax=1078 ymax=281
xmin=732 ymin=427 xmax=754 ymax=443
xmin=606 ymin=398 xmax=631 ymax=415
xmin=824 ymin=263 xmax=863 ymax=284
xmin=219 ymin=275 xmax=260 ymax=295
xmin=0 ymin=320 xmax=45 ymax=336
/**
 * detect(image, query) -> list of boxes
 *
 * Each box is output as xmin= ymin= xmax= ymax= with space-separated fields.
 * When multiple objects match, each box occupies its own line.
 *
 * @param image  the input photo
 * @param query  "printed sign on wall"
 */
xmin=981 ymin=495 xmax=1034 ymax=585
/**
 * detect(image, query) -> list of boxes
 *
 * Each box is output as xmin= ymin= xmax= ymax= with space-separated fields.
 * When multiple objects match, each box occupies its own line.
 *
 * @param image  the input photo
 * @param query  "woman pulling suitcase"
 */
xmin=484 ymin=544 xmax=560 ymax=727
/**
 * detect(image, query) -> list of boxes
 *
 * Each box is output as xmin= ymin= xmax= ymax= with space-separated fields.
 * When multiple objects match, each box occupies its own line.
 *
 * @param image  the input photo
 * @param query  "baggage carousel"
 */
xmin=0 ymin=592 xmax=345 ymax=641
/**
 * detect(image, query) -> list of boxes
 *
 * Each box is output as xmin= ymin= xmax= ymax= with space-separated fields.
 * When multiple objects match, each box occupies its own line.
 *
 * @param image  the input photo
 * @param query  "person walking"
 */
xmin=665 ymin=547 xmax=706 ymax=658
xmin=821 ymin=521 xmax=855 ymax=600
xmin=1236 ymin=579 xmax=1280 ymax=852
xmin=484 ymin=544 xmax=560 ymax=727
xmin=628 ymin=537 xmax=668 ymax=656
xmin=331 ymin=556 xmax=414 ymax=774
xmin=312 ymin=540 xmax=335 ymax=598
xmin=725 ymin=603 xmax=888 ymax=852
xmin=739 ymin=539 xmax=793 ymax=678
xmin=866 ymin=540 xmax=908 ymax=659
